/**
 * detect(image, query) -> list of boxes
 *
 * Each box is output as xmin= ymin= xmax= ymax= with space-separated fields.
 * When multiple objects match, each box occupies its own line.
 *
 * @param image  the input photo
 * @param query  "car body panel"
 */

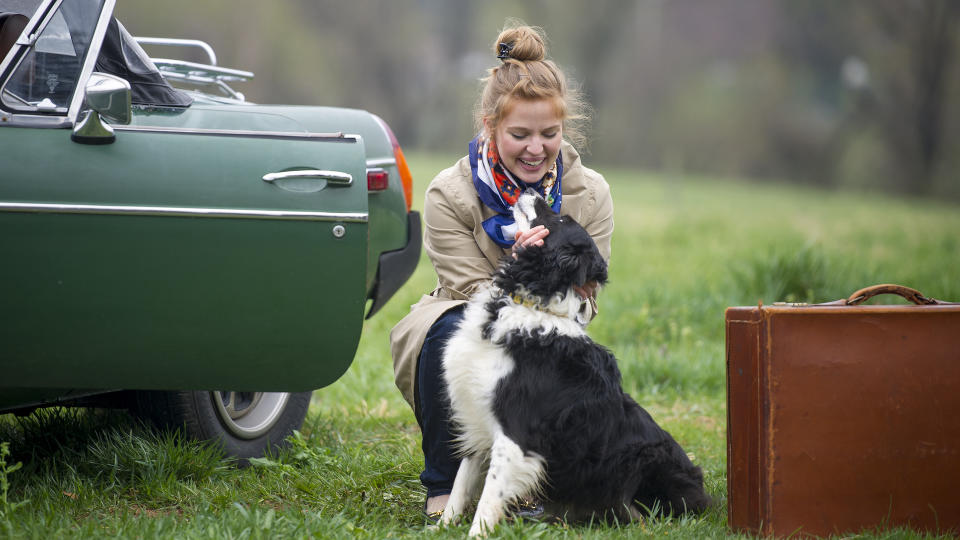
xmin=1 ymin=126 xmax=368 ymax=391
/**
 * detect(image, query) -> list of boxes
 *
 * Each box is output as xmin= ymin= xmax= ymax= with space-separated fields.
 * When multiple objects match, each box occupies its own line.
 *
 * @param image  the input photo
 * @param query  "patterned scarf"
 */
xmin=468 ymin=136 xmax=563 ymax=248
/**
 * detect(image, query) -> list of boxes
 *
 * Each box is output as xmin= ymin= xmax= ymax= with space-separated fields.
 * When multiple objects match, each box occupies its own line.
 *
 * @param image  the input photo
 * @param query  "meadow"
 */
xmin=2 ymin=153 xmax=958 ymax=538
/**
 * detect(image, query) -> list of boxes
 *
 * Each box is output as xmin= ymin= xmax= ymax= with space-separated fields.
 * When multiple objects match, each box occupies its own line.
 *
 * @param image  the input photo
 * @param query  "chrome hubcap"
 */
xmin=212 ymin=391 xmax=290 ymax=439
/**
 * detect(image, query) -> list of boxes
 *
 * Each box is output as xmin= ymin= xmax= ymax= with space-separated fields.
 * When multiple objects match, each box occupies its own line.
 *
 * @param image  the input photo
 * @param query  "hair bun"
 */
xmin=494 ymin=25 xmax=546 ymax=62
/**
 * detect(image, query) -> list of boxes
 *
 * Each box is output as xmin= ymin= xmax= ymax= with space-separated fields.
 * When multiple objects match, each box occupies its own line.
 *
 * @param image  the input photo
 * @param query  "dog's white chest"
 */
xmin=441 ymin=297 xmax=516 ymax=454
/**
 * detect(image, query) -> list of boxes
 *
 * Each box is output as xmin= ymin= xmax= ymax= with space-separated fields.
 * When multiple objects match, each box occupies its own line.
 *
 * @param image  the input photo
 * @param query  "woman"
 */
xmin=389 ymin=23 xmax=614 ymax=520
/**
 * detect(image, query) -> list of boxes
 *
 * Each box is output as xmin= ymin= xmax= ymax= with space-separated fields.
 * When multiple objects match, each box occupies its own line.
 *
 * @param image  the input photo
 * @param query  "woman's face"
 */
xmin=489 ymin=99 xmax=563 ymax=185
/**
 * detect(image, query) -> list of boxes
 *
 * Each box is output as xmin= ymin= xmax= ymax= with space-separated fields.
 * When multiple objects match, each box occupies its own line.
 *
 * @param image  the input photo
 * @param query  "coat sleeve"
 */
xmin=423 ymin=172 xmax=499 ymax=300
xmin=583 ymin=169 xmax=614 ymax=263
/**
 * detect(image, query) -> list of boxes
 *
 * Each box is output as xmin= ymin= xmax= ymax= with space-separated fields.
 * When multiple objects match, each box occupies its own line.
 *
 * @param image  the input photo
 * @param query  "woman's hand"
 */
xmin=512 ymin=225 xmax=549 ymax=258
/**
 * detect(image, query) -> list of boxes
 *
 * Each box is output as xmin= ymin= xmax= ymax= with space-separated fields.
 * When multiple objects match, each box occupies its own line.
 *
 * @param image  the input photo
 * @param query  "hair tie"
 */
xmin=497 ymin=41 xmax=514 ymax=60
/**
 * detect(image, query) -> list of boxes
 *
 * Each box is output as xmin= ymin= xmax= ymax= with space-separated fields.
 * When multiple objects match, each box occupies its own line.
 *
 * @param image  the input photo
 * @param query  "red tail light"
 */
xmin=367 ymin=168 xmax=389 ymax=191
xmin=373 ymin=115 xmax=414 ymax=212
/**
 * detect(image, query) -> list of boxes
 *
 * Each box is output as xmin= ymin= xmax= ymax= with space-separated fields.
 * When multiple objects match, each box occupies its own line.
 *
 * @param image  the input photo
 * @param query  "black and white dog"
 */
xmin=440 ymin=192 xmax=710 ymax=536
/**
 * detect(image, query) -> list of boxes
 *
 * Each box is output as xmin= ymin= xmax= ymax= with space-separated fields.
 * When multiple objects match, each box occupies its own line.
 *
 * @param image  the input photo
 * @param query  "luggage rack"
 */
xmin=135 ymin=37 xmax=254 ymax=101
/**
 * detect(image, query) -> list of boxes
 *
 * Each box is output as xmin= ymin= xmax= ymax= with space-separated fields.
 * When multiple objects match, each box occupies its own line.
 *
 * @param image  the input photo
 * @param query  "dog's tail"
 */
xmin=632 ymin=444 xmax=713 ymax=516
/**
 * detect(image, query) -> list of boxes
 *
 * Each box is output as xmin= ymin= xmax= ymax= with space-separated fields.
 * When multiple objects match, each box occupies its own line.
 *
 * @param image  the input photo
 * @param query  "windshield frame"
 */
xmin=0 ymin=0 xmax=116 ymax=128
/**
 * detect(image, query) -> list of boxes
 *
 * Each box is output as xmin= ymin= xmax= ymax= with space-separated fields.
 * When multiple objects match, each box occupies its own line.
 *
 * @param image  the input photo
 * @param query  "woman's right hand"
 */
xmin=512 ymin=225 xmax=549 ymax=257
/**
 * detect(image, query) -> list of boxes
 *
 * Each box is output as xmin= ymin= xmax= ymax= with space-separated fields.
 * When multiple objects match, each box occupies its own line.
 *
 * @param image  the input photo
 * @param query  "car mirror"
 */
xmin=71 ymin=72 xmax=132 ymax=145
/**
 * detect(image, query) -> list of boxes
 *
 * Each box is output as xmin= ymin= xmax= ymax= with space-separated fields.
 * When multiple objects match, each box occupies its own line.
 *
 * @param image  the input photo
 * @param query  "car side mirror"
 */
xmin=71 ymin=72 xmax=132 ymax=145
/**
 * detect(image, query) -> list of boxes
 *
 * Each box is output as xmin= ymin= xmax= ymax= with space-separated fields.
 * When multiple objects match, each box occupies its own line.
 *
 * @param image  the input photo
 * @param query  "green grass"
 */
xmin=2 ymin=153 xmax=958 ymax=538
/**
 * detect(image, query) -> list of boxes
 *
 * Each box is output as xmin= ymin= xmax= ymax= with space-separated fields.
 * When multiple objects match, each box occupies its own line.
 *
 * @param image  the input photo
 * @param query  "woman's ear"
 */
xmin=482 ymin=117 xmax=494 ymax=141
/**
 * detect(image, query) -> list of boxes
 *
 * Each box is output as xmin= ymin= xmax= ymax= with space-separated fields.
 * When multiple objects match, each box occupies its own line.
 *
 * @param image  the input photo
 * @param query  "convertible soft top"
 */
xmin=95 ymin=17 xmax=192 ymax=108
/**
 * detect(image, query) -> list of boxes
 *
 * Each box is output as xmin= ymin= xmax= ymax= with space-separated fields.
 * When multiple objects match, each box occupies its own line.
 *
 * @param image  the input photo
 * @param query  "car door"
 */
xmin=0 ymin=0 xmax=369 ymax=392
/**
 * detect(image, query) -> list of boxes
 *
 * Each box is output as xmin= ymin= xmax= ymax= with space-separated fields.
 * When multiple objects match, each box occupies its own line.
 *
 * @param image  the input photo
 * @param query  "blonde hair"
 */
xmin=475 ymin=22 xmax=589 ymax=149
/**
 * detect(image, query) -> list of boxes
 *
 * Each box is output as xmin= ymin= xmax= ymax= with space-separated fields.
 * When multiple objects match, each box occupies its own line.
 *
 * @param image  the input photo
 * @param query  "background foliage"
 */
xmin=116 ymin=0 xmax=959 ymax=198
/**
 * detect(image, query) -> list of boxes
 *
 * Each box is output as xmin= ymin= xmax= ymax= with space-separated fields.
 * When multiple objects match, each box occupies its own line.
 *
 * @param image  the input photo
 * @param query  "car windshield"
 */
xmin=1 ymin=0 xmax=104 ymax=113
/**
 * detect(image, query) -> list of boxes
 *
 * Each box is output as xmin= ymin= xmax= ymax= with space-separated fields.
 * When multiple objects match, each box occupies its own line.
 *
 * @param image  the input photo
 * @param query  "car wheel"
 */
xmin=131 ymin=390 xmax=312 ymax=463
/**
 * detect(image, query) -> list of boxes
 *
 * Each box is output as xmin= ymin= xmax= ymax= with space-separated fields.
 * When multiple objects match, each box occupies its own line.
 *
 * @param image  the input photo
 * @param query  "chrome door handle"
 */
xmin=262 ymin=170 xmax=353 ymax=186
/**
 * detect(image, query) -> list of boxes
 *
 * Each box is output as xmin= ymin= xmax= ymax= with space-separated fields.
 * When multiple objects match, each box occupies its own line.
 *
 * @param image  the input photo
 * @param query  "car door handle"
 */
xmin=262 ymin=170 xmax=353 ymax=186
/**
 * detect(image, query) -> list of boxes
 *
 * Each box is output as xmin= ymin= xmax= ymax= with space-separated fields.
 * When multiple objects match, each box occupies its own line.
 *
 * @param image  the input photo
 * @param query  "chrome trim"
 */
xmin=67 ymin=0 xmax=117 ymax=124
xmin=135 ymin=37 xmax=218 ymax=65
xmin=0 ymin=202 xmax=368 ymax=222
xmin=15 ymin=33 xmax=36 ymax=46
xmin=71 ymin=110 xmax=114 ymax=142
xmin=263 ymin=170 xmax=352 ymax=186
xmin=148 ymin=59 xmax=252 ymax=101
xmin=366 ymin=157 xmax=397 ymax=169
xmin=151 ymin=58 xmax=252 ymax=81
xmin=113 ymin=125 xmax=357 ymax=142
xmin=0 ymin=114 xmax=70 ymax=128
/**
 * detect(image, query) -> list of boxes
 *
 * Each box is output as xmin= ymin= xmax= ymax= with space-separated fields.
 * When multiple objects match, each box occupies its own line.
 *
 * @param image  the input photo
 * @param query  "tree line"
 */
xmin=117 ymin=0 xmax=959 ymax=198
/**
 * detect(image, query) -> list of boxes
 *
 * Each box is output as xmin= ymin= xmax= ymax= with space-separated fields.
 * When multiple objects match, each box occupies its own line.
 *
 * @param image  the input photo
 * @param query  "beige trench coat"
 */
xmin=389 ymin=141 xmax=614 ymax=414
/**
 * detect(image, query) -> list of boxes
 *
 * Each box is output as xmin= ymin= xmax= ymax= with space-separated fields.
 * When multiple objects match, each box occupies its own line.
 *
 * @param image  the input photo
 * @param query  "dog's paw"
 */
xmin=467 ymin=521 xmax=491 ymax=538
xmin=440 ymin=505 xmax=469 ymax=528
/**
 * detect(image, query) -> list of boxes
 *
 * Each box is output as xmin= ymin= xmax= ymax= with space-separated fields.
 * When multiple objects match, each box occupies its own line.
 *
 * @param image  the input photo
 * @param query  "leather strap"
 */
xmin=845 ymin=284 xmax=942 ymax=306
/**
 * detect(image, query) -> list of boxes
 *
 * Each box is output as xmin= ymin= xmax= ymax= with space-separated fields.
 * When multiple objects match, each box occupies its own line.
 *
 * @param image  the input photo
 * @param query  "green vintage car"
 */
xmin=0 ymin=0 xmax=420 ymax=460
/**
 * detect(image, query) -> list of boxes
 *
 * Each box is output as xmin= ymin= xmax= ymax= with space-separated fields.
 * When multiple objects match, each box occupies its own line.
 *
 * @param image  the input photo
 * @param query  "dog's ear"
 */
xmin=512 ymin=189 xmax=541 ymax=233
xmin=555 ymin=245 xmax=585 ymax=284
xmin=551 ymin=232 xmax=608 ymax=288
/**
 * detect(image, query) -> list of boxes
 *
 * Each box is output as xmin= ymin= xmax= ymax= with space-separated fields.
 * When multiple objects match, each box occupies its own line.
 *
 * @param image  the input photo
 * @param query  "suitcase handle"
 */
xmin=845 ymin=284 xmax=940 ymax=306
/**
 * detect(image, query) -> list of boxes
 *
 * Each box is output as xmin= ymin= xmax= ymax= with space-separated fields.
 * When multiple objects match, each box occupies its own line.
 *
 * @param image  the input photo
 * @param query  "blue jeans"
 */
xmin=416 ymin=305 xmax=465 ymax=498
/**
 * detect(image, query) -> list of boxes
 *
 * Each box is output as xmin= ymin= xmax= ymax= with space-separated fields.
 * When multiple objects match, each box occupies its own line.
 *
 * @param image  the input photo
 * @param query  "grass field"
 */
xmin=2 ymin=153 xmax=959 ymax=538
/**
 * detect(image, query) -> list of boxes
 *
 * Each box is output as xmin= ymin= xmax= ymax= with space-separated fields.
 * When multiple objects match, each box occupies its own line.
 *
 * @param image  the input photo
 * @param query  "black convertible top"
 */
xmin=95 ymin=18 xmax=192 ymax=108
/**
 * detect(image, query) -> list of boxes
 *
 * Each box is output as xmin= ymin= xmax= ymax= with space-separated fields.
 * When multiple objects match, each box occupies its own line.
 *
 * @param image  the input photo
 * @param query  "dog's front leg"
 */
xmin=468 ymin=432 xmax=545 ymax=537
xmin=441 ymin=454 xmax=484 ymax=525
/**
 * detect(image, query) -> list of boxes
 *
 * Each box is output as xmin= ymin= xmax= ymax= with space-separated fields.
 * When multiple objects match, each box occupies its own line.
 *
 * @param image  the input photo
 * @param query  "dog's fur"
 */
xmin=439 ymin=192 xmax=711 ymax=536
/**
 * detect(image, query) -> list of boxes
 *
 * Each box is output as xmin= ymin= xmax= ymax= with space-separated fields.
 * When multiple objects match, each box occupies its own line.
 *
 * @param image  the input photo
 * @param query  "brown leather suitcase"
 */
xmin=726 ymin=284 xmax=960 ymax=537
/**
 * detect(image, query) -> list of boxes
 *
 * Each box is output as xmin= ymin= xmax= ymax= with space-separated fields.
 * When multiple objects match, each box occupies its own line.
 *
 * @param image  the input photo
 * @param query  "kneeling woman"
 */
xmin=389 ymin=22 xmax=615 ymax=520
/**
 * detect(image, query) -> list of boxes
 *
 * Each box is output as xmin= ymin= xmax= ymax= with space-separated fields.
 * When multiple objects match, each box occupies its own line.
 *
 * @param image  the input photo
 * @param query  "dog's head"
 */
xmin=494 ymin=190 xmax=608 ymax=309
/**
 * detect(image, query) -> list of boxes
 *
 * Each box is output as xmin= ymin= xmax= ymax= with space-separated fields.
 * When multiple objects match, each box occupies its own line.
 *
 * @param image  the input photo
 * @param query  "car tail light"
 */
xmin=373 ymin=115 xmax=414 ymax=212
xmin=367 ymin=168 xmax=389 ymax=191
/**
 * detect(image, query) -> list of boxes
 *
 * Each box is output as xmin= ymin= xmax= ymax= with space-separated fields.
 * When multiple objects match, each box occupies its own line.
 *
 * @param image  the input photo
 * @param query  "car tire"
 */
xmin=131 ymin=390 xmax=312 ymax=464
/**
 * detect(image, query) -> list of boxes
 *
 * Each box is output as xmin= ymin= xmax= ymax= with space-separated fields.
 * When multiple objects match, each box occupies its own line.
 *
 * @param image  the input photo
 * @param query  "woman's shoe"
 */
xmin=423 ymin=499 xmax=444 ymax=524
xmin=507 ymin=498 xmax=545 ymax=520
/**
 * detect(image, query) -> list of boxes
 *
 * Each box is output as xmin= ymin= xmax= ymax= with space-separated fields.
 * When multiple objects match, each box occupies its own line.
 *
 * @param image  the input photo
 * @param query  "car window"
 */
xmin=1 ymin=0 xmax=104 ymax=114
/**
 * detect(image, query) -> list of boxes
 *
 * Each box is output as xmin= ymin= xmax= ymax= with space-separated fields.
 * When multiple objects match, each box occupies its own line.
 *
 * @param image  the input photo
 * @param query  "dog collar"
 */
xmin=509 ymin=292 xmax=584 ymax=321
xmin=510 ymin=292 xmax=539 ymax=309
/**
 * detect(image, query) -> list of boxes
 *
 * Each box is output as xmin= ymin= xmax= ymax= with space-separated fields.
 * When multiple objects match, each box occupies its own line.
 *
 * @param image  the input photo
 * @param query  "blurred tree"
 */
xmin=780 ymin=0 xmax=960 ymax=195
xmin=855 ymin=0 xmax=959 ymax=194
